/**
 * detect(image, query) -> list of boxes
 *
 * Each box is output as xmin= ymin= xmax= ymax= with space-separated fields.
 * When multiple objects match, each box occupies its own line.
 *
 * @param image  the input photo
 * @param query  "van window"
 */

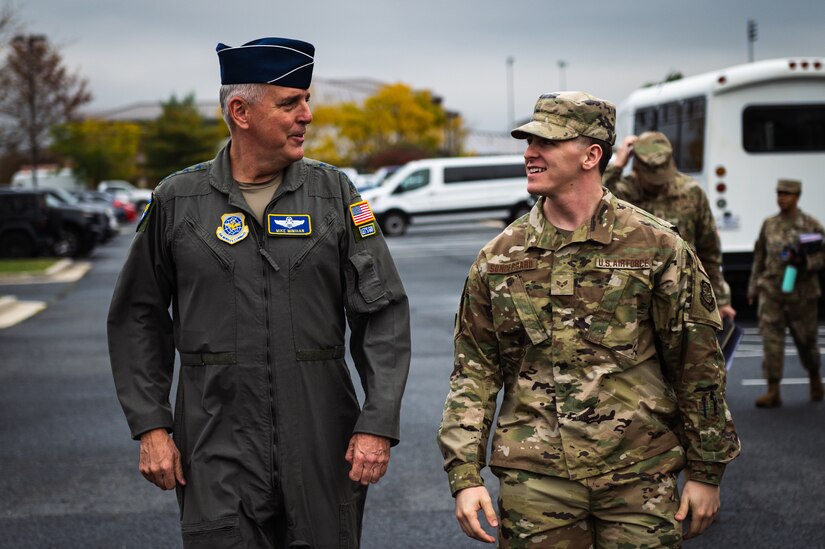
xmin=632 ymin=95 xmax=706 ymax=173
xmin=443 ymin=163 xmax=525 ymax=184
xmin=392 ymin=169 xmax=430 ymax=194
xmin=742 ymin=104 xmax=825 ymax=153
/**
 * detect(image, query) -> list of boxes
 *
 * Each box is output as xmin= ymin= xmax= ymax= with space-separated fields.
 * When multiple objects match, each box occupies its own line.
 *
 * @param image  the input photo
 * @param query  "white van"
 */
xmin=360 ymin=155 xmax=532 ymax=236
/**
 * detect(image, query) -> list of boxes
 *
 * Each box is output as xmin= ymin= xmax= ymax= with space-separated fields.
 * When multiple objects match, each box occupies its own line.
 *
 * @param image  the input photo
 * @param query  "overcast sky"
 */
xmin=18 ymin=0 xmax=825 ymax=133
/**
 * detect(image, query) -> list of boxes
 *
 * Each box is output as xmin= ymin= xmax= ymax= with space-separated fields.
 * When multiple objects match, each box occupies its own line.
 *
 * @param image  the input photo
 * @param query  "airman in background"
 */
xmin=604 ymin=132 xmax=736 ymax=321
xmin=748 ymin=178 xmax=824 ymax=407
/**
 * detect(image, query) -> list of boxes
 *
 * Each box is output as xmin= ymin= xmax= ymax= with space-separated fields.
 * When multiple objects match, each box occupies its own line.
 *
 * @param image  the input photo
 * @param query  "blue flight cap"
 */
xmin=216 ymin=37 xmax=315 ymax=89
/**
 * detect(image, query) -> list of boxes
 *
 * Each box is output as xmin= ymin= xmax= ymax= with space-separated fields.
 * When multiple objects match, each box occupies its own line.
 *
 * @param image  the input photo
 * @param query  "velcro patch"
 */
xmin=488 ymin=259 xmax=537 ymax=274
xmin=349 ymin=200 xmax=375 ymax=226
xmin=358 ymin=222 xmax=377 ymax=238
xmin=595 ymin=257 xmax=651 ymax=269
xmin=268 ymin=214 xmax=312 ymax=236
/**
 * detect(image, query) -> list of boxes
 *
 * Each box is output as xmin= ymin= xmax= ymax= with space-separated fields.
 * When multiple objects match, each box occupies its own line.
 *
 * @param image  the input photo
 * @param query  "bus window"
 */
xmin=633 ymin=107 xmax=657 ymax=134
xmin=657 ymin=102 xmax=682 ymax=164
xmin=680 ymin=97 xmax=706 ymax=172
xmin=743 ymin=104 xmax=825 ymax=152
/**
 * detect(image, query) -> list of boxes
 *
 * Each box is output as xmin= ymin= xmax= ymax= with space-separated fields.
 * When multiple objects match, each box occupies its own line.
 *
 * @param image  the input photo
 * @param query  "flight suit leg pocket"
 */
xmin=181 ymin=516 xmax=241 ymax=548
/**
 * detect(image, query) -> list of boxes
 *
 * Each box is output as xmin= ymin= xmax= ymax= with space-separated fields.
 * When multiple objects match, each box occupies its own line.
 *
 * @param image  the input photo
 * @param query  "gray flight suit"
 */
xmin=108 ymin=144 xmax=411 ymax=548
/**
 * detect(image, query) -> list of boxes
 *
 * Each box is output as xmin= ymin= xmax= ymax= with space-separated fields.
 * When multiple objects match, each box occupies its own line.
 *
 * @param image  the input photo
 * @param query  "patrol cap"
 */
xmin=511 ymin=91 xmax=616 ymax=145
xmin=633 ymin=131 xmax=675 ymax=186
xmin=776 ymin=178 xmax=802 ymax=194
xmin=216 ymin=37 xmax=315 ymax=89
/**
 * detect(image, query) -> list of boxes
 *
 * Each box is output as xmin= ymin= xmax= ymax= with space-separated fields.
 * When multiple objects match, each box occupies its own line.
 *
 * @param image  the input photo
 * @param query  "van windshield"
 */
xmin=393 ymin=170 xmax=430 ymax=194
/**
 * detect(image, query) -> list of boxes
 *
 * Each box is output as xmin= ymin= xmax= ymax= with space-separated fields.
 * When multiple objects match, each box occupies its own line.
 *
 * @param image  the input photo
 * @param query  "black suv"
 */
xmin=0 ymin=189 xmax=56 ymax=257
xmin=0 ymin=189 xmax=101 ymax=258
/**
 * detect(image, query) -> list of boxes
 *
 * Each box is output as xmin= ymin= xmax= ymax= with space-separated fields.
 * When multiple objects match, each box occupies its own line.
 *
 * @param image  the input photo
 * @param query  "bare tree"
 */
xmin=0 ymin=33 xmax=91 ymax=187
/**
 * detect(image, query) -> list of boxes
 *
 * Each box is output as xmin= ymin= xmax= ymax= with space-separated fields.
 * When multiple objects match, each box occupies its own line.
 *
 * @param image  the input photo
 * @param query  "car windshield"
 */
xmin=47 ymin=188 xmax=80 ymax=205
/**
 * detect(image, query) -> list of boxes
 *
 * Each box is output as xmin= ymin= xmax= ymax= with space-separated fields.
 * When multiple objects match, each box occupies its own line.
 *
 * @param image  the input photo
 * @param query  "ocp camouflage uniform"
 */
xmin=603 ymin=165 xmax=731 ymax=307
xmin=437 ymin=191 xmax=740 ymax=548
xmin=748 ymin=209 xmax=825 ymax=382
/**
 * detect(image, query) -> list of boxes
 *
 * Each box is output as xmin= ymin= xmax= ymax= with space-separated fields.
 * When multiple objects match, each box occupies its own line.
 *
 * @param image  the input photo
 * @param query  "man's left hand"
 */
xmin=345 ymin=433 xmax=390 ymax=485
xmin=675 ymin=480 xmax=720 ymax=539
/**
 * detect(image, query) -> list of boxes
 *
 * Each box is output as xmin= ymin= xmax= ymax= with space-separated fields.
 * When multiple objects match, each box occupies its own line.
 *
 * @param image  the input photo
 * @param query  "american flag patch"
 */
xmin=349 ymin=200 xmax=375 ymax=226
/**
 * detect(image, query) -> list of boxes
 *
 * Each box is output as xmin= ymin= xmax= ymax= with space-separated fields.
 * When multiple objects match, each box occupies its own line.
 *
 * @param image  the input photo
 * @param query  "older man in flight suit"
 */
xmin=108 ymin=37 xmax=411 ymax=548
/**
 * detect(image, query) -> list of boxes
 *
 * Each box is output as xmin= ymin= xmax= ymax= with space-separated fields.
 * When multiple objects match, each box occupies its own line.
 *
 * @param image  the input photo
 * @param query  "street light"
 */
xmin=12 ymin=34 xmax=47 ymax=189
xmin=558 ymin=60 xmax=568 ymax=90
xmin=506 ymin=56 xmax=515 ymax=131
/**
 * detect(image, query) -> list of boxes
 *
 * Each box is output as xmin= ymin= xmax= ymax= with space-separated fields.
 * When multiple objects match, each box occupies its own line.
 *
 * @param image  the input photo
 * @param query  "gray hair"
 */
xmin=219 ymin=83 xmax=269 ymax=129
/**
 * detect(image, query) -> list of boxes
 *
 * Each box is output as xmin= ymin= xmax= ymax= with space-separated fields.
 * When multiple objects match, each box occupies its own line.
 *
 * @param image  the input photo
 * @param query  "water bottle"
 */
xmin=781 ymin=264 xmax=797 ymax=293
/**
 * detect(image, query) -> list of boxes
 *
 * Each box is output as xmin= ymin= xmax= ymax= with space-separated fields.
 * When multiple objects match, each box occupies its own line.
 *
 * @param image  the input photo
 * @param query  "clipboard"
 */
xmin=716 ymin=317 xmax=744 ymax=370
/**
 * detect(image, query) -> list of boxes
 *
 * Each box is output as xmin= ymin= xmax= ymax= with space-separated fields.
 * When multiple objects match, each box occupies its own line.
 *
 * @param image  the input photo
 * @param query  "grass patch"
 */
xmin=0 ymin=258 xmax=61 ymax=275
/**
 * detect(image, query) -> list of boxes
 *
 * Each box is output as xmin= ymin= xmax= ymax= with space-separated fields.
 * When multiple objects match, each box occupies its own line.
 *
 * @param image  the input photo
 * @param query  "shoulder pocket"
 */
xmin=687 ymin=252 xmax=722 ymax=329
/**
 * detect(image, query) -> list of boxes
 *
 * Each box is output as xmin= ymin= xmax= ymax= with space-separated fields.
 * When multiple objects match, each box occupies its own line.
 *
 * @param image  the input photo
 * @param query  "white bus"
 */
xmin=614 ymin=57 xmax=825 ymax=302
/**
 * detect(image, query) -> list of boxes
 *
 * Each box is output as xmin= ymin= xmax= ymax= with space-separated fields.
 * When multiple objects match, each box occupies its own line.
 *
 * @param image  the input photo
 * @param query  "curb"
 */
xmin=0 ymin=295 xmax=46 ymax=329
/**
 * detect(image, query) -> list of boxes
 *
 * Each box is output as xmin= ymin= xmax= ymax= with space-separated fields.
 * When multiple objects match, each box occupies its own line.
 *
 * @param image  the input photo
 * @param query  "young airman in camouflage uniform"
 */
xmin=437 ymin=92 xmax=740 ymax=548
xmin=748 ymin=178 xmax=825 ymax=407
xmin=603 ymin=132 xmax=735 ymax=321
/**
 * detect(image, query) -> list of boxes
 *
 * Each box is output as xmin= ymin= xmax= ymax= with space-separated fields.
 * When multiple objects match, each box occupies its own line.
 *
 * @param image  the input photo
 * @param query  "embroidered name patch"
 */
xmin=216 ymin=212 xmax=249 ymax=244
xmin=595 ymin=258 xmax=651 ymax=269
xmin=358 ymin=222 xmax=377 ymax=238
xmin=268 ymin=214 xmax=312 ymax=236
xmin=349 ymin=200 xmax=375 ymax=226
xmin=488 ymin=259 xmax=537 ymax=274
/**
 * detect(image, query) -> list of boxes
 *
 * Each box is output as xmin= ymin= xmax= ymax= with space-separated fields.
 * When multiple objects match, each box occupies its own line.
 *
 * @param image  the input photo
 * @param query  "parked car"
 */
xmin=71 ymin=189 xmax=137 ymax=223
xmin=98 ymin=180 xmax=153 ymax=211
xmin=43 ymin=187 xmax=118 ymax=243
xmin=0 ymin=189 xmax=56 ymax=258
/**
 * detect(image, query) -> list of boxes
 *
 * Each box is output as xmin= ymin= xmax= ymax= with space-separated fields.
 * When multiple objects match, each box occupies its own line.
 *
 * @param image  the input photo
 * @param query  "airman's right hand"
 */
xmin=454 ymin=486 xmax=498 ymax=543
xmin=139 ymin=428 xmax=186 ymax=490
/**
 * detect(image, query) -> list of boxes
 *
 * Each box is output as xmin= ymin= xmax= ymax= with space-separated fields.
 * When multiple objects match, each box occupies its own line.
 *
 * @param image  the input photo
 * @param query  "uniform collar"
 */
xmin=208 ymin=141 xmax=308 ymax=209
xmin=524 ymin=190 xmax=616 ymax=251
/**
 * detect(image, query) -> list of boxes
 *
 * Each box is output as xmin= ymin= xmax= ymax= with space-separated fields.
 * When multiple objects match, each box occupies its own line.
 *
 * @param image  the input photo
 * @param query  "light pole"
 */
xmin=506 ymin=56 xmax=515 ymax=131
xmin=12 ymin=34 xmax=47 ymax=189
xmin=747 ymin=19 xmax=758 ymax=63
xmin=558 ymin=60 xmax=568 ymax=90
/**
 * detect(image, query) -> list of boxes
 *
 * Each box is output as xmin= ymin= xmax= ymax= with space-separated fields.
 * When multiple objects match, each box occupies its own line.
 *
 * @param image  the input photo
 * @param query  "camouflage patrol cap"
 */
xmin=633 ymin=131 xmax=676 ymax=186
xmin=776 ymin=178 xmax=802 ymax=194
xmin=511 ymin=91 xmax=616 ymax=144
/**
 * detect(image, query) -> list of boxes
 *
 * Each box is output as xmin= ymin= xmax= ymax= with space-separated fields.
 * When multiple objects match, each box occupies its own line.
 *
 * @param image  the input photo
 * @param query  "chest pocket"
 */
xmin=490 ymin=271 xmax=551 ymax=347
xmin=581 ymin=269 xmax=649 ymax=365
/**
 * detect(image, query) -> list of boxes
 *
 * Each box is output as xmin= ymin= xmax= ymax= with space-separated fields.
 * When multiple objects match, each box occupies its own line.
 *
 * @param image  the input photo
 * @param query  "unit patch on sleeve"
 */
xmin=358 ymin=222 xmax=377 ymax=238
xmin=268 ymin=214 xmax=312 ymax=236
xmin=349 ymin=200 xmax=375 ymax=227
xmin=216 ymin=212 xmax=249 ymax=244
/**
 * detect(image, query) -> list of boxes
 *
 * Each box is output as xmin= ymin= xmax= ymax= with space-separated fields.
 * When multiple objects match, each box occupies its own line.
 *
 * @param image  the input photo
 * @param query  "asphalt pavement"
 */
xmin=1 ymin=221 xmax=824 ymax=549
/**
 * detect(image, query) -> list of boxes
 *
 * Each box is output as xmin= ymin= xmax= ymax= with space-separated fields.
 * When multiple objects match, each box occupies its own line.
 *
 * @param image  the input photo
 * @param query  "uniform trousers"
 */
xmin=492 ymin=446 xmax=686 ymax=549
xmin=758 ymin=292 xmax=821 ymax=380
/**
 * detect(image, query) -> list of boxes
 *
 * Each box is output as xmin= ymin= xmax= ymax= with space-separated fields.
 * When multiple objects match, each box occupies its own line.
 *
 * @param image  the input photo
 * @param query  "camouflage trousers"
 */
xmin=492 ymin=446 xmax=686 ymax=549
xmin=757 ymin=293 xmax=821 ymax=380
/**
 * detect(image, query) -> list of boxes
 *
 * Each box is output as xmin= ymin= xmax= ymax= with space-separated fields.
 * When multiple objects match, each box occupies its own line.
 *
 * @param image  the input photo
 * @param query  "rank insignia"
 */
xmin=358 ymin=222 xmax=377 ymax=238
xmin=216 ymin=212 xmax=249 ymax=244
xmin=268 ymin=214 xmax=311 ymax=236
xmin=700 ymin=280 xmax=716 ymax=312
xmin=349 ymin=200 xmax=375 ymax=226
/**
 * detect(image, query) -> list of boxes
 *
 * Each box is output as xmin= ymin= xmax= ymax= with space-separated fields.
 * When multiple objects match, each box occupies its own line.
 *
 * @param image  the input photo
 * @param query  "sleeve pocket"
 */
xmin=348 ymin=250 xmax=389 ymax=310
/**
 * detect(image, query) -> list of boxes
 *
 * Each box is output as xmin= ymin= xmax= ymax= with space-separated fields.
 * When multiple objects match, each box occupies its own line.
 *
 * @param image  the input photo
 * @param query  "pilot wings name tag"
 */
xmin=268 ymin=214 xmax=312 ymax=236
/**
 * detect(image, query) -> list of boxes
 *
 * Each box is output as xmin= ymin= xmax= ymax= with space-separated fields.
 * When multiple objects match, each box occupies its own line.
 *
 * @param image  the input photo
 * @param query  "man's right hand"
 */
xmin=139 ymin=428 xmax=186 ymax=490
xmin=613 ymin=135 xmax=638 ymax=169
xmin=454 ymin=486 xmax=498 ymax=543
